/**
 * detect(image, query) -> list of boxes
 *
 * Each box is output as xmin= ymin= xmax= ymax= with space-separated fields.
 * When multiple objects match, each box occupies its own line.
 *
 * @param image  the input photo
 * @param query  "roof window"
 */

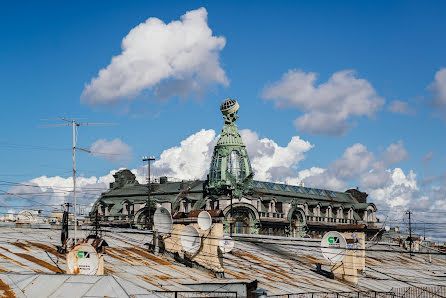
xmin=291 ymin=185 xmax=304 ymax=193
xmin=264 ymin=182 xmax=280 ymax=190
xmin=304 ymin=187 xmax=316 ymax=195
xmin=279 ymin=184 xmax=292 ymax=192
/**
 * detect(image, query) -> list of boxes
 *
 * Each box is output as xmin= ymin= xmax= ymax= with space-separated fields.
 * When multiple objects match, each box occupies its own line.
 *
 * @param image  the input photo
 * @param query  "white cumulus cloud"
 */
xmin=367 ymin=168 xmax=419 ymax=208
xmin=300 ymin=143 xmax=377 ymax=191
xmin=150 ymin=129 xmax=217 ymax=180
xmin=240 ymin=129 xmax=313 ymax=181
xmin=429 ymin=68 xmax=446 ymax=108
xmin=3 ymin=129 xmax=317 ymax=211
xmin=2 ymin=172 xmax=117 ymax=212
xmin=81 ymin=7 xmax=228 ymax=105
xmin=262 ymin=70 xmax=385 ymax=136
xmin=381 ymin=140 xmax=409 ymax=165
xmin=90 ymin=138 xmax=132 ymax=163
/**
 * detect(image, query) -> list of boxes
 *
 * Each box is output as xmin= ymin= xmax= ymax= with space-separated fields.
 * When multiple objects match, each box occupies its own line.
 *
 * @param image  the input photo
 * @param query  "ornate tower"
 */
xmin=207 ymin=99 xmax=253 ymax=199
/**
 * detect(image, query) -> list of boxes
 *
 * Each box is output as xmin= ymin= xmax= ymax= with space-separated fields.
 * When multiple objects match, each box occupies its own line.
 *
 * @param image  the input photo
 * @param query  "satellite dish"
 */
xmin=197 ymin=211 xmax=212 ymax=231
xmin=67 ymin=243 xmax=99 ymax=275
xmin=321 ymin=231 xmax=347 ymax=263
xmin=385 ymin=225 xmax=391 ymax=232
xmin=153 ymin=207 xmax=173 ymax=235
xmin=181 ymin=226 xmax=201 ymax=254
xmin=219 ymin=236 xmax=235 ymax=253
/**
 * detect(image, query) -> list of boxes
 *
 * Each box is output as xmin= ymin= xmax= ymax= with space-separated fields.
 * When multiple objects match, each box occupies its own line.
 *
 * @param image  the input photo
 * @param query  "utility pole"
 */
xmin=41 ymin=118 xmax=115 ymax=242
xmin=142 ymin=156 xmax=155 ymax=229
xmin=406 ymin=210 xmax=414 ymax=256
xmin=71 ymin=120 xmax=77 ymax=241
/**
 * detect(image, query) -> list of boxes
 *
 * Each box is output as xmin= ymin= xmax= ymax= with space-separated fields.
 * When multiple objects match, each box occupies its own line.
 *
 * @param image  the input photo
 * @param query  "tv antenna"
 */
xmin=40 ymin=117 xmax=116 ymax=242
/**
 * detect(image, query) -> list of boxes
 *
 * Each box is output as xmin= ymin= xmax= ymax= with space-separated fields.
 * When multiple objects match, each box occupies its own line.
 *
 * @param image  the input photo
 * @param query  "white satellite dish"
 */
xmin=385 ymin=225 xmax=391 ymax=232
xmin=218 ymin=236 xmax=235 ymax=253
xmin=67 ymin=243 xmax=99 ymax=275
xmin=321 ymin=231 xmax=347 ymax=263
xmin=181 ymin=225 xmax=201 ymax=254
xmin=197 ymin=211 xmax=212 ymax=231
xmin=153 ymin=207 xmax=173 ymax=235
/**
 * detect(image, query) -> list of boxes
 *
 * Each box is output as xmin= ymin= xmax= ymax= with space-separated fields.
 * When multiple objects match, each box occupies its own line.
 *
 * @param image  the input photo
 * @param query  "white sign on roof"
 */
xmin=321 ymin=231 xmax=347 ymax=263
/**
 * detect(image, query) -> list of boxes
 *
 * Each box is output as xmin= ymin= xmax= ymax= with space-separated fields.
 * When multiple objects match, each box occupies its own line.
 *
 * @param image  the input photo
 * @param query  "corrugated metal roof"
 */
xmin=0 ymin=227 xmax=445 ymax=297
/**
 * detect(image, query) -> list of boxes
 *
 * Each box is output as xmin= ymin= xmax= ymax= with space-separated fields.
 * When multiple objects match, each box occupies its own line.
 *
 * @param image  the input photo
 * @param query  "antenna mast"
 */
xmin=406 ymin=210 xmax=414 ymax=256
xmin=41 ymin=117 xmax=116 ymax=242
xmin=142 ymin=156 xmax=155 ymax=229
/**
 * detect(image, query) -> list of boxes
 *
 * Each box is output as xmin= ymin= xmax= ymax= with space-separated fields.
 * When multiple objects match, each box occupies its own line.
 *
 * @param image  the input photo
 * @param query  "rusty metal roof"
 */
xmin=0 ymin=227 xmax=445 ymax=297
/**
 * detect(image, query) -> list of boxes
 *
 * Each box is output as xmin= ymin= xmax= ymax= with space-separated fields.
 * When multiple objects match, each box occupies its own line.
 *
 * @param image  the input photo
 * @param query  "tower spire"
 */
xmin=207 ymin=99 xmax=253 ymax=199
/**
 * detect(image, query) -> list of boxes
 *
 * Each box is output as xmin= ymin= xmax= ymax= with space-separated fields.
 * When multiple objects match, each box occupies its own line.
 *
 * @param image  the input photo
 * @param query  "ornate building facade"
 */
xmin=90 ymin=99 xmax=381 ymax=238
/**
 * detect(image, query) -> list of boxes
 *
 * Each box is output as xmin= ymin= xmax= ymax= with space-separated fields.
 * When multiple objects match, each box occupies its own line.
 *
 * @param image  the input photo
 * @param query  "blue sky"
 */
xmin=1 ymin=1 xmax=446 ymax=229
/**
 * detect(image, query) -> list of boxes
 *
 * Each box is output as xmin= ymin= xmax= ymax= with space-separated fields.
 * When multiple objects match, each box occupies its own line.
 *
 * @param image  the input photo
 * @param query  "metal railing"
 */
xmin=259 ymin=212 xmax=285 ymax=218
xmin=269 ymin=285 xmax=446 ymax=298
xmin=154 ymin=290 xmax=238 ymax=297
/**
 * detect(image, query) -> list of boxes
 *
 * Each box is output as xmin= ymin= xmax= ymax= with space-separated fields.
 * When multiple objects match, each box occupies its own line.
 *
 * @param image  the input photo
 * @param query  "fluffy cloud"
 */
xmin=331 ymin=143 xmax=375 ymax=179
xmin=151 ymin=129 xmax=217 ymax=180
xmin=359 ymin=166 xmax=392 ymax=190
xmin=81 ymin=8 xmax=228 ymax=105
xmin=387 ymin=100 xmax=415 ymax=115
xmin=299 ymin=141 xmax=409 ymax=192
xmin=240 ymin=129 xmax=313 ymax=181
xmin=301 ymin=143 xmax=375 ymax=191
xmin=2 ymin=172 xmax=117 ymax=212
xmin=367 ymin=168 xmax=419 ymax=208
xmin=90 ymin=138 xmax=132 ymax=163
xmin=2 ymin=128 xmax=422 ymax=223
xmin=381 ymin=140 xmax=409 ymax=165
xmin=3 ymin=128 xmax=317 ymax=211
xmin=263 ymin=70 xmax=385 ymax=136
xmin=147 ymin=128 xmax=314 ymax=182
xmin=429 ymin=68 xmax=446 ymax=108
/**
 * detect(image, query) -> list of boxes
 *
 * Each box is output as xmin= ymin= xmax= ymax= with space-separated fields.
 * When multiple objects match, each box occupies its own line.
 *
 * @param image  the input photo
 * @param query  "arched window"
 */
xmin=327 ymin=206 xmax=332 ymax=218
xmin=181 ymin=198 xmax=190 ymax=213
xmin=337 ymin=208 xmax=344 ymax=222
xmin=348 ymin=208 xmax=354 ymax=220
xmin=228 ymin=150 xmax=241 ymax=178
xmin=229 ymin=206 xmax=255 ymax=234
xmin=367 ymin=209 xmax=375 ymax=222
xmin=291 ymin=209 xmax=305 ymax=237
xmin=269 ymin=200 xmax=276 ymax=213
xmin=209 ymin=154 xmax=222 ymax=180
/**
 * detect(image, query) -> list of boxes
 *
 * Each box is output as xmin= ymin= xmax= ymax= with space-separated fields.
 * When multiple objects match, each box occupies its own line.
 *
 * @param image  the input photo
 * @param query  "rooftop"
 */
xmin=0 ymin=227 xmax=444 ymax=297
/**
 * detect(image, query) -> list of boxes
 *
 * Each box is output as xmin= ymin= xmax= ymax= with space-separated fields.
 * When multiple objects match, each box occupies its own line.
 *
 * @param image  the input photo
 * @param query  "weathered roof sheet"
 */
xmin=0 ymin=227 xmax=445 ymax=297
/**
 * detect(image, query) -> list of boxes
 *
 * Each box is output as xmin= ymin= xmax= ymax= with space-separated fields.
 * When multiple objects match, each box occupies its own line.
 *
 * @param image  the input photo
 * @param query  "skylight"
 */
xmin=304 ymin=187 xmax=316 ymax=195
xmin=315 ymin=189 xmax=326 ymax=196
xmin=279 ymin=184 xmax=292 ymax=192
xmin=264 ymin=182 xmax=280 ymax=190
xmin=291 ymin=185 xmax=304 ymax=193
xmin=328 ymin=190 xmax=337 ymax=197
xmin=253 ymin=181 xmax=264 ymax=188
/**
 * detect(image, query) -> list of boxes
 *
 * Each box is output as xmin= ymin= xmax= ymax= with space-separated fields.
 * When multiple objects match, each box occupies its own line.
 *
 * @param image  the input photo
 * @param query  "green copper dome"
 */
xmin=207 ymin=99 xmax=253 ymax=198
